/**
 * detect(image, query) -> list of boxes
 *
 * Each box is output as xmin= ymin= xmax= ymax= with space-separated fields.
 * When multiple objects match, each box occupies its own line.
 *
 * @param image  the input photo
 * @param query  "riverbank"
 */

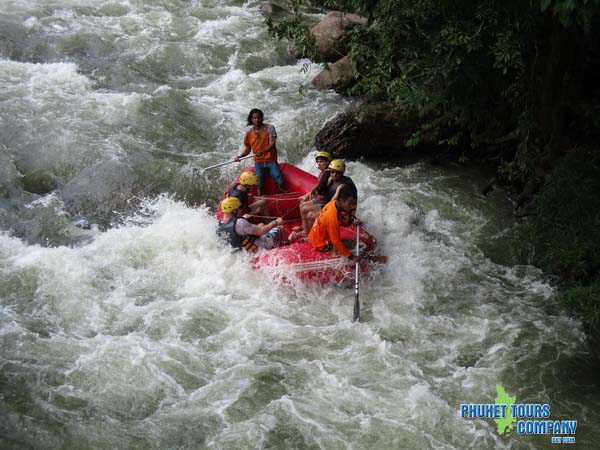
xmin=2 ymin=1 xmax=600 ymax=448
xmin=266 ymin=1 xmax=600 ymax=340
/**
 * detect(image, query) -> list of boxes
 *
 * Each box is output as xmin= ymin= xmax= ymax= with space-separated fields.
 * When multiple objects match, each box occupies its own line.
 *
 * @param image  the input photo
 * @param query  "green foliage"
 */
xmin=320 ymin=0 xmax=379 ymax=16
xmin=266 ymin=2 xmax=322 ymax=62
xmin=319 ymin=0 xmax=542 ymax=148
xmin=558 ymin=279 xmax=600 ymax=332
xmin=268 ymin=0 xmax=600 ymax=334
xmin=542 ymin=0 xmax=600 ymax=27
xmin=270 ymin=0 xmax=599 ymax=161
xmin=530 ymin=148 xmax=600 ymax=283
xmin=529 ymin=147 xmax=600 ymax=332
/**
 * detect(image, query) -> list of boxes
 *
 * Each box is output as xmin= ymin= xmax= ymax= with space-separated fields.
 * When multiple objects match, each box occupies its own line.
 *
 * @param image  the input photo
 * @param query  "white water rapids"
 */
xmin=1 ymin=1 xmax=599 ymax=449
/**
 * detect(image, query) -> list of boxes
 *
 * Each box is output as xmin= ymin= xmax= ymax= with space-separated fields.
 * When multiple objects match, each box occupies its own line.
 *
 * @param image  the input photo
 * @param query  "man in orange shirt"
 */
xmin=235 ymin=108 xmax=285 ymax=195
xmin=308 ymin=185 xmax=361 ymax=263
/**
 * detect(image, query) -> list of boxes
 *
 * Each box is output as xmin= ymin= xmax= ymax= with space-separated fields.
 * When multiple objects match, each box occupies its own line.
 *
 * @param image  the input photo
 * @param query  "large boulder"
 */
xmin=311 ymin=57 xmax=355 ymax=92
xmin=311 ymin=12 xmax=367 ymax=62
xmin=314 ymin=103 xmax=446 ymax=161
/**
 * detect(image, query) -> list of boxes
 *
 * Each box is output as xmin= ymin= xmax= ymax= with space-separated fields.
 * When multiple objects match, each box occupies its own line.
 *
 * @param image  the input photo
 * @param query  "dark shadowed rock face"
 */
xmin=311 ymin=12 xmax=367 ymax=62
xmin=314 ymin=103 xmax=447 ymax=162
xmin=311 ymin=57 xmax=355 ymax=91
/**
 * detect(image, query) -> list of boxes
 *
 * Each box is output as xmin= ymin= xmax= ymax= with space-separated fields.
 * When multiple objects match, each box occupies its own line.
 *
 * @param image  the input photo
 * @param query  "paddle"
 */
xmin=353 ymin=225 xmax=361 ymax=322
xmin=340 ymin=224 xmax=388 ymax=265
xmin=202 ymin=154 xmax=253 ymax=171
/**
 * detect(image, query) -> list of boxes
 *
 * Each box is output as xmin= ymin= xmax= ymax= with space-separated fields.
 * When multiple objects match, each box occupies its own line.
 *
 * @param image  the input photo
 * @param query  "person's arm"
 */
xmin=267 ymin=124 xmax=277 ymax=150
xmin=330 ymin=183 xmax=346 ymax=201
xmin=309 ymin=181 xmax=321 ymax=196
xmin=265 ymin=134 xmax=277 ymax=151
xmin=300 ymin=183 xmax=319 ymax=202
xmin=235 ymin=148 xmax=251 ymax=161
xmin=235 ymin=133 xmax=252 ymax=161
xmin=326 ymin=214 xmax=351 ymax=258
xmin=315 ymin=172 xmax=330 ymax=196
xmin=255 ymin=143 xmax=275 ymax=157
xmin=251 ymin=217 xmax=283 ymax=236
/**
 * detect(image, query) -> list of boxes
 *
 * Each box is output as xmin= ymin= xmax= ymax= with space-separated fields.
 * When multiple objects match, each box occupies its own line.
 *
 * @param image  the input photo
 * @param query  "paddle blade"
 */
xmin=353 ymin=292 xmax=360 ymax=322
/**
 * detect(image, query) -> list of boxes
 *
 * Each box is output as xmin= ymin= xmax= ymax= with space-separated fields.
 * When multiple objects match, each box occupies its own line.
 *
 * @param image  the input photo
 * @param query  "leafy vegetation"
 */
xmin=268 ymin=0 xmax=600 ymax=333
xmin=532 ymin=149 xmax=600 ymax=282
xmin=266 ymin=3 xmax=321 ymax=62
xmin=529 ymin=148 xmax=600 ymax=331
xmin=272 ymin=0 xmax=600 ymax=154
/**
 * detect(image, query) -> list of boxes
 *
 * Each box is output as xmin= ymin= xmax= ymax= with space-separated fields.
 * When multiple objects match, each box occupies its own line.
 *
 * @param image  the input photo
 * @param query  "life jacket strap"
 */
xmin=242 ymin=236 xmax=258 ymax=253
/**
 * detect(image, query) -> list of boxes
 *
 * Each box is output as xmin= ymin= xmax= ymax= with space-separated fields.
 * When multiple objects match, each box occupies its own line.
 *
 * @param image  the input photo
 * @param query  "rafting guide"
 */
xmin=459 ymin=385 xmax=577 ymax=444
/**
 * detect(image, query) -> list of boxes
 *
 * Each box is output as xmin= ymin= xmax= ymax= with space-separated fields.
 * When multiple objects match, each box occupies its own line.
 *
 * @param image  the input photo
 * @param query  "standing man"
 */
xmin=308 ymin=185 xmax=361 ymax=262
xmin=235 ymin=108 xmax=285 ymax=195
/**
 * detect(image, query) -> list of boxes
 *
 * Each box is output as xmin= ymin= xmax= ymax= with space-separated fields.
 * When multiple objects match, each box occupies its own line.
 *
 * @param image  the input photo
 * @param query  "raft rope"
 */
xmin=244 ymin=214 xmax=298 ymax=223
xmin=249 ymin=193 xmax=305 ymax=220
xmin=252 ymin=192 xmax=301 ymax=200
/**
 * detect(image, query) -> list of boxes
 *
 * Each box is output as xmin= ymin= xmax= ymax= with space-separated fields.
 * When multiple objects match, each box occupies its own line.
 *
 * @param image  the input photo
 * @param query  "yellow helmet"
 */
xmin=239 ymin=171 xmax=259 ymax=186
xmin=328 ymin=159 xmax=346 ymax=173
xmin=221 ymin=196 xmax=242 ymax=213
xmin=315 ymin=151 xmax=332 ymax=162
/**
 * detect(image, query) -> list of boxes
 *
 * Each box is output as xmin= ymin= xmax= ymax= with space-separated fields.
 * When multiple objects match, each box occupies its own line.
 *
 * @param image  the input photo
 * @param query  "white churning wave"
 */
xmin=1 ymin=164 xmax=588 ymax=448
xmin=1 ymin=0 xmax=597 ymax=448
xmin=0 ymin=58 xmax=145 ymax=172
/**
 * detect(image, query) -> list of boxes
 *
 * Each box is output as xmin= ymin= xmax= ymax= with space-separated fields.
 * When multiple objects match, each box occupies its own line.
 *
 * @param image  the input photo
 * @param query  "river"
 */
xmin=1 ymin=1 xmax=599 ymax=449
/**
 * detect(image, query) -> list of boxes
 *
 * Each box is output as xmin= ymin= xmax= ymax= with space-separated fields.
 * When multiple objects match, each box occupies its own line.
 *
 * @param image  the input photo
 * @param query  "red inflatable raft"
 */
xmin=217 ymin=163 xmax=385 ymax=284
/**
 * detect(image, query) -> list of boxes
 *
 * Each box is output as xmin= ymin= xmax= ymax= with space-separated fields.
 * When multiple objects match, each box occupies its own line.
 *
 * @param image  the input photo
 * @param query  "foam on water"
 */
xmin=2 ymin=0 xmax=599 ymax=448
xmin=2 ymin=163 xmax=593 ymax=448
xmin=1 ymin=0 xmax=346 ymax=238
xmin=0 ymin=58 xmax=143 ymax=169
